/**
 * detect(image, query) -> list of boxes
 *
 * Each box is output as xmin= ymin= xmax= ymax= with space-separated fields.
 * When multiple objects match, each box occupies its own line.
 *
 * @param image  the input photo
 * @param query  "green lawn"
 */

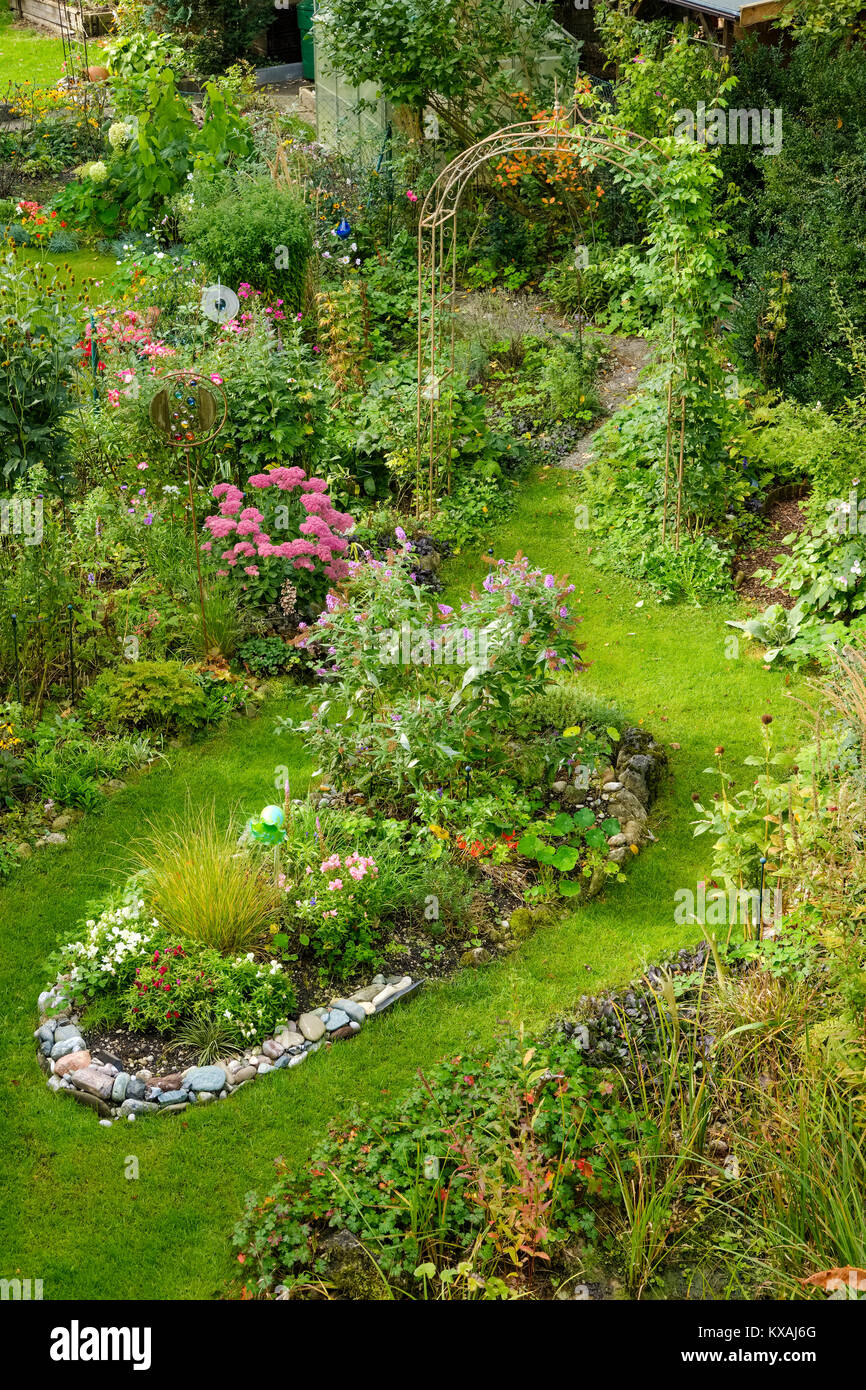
xmin=0 ymin=470 xmax=808 ymax=1300
xmin=11 ymin=244 xmax=120 ymax=298
xmin=0 ymin=10 xmax=66 ymax=88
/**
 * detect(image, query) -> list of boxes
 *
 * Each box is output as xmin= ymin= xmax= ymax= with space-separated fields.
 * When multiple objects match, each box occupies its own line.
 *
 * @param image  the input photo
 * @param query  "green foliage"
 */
xmin=237 ymin=637 xmax=298 ymax=678
xmin=315 ymin=0 xmax=573 ymax=143
xmin=181 ymin=174 xmax=311 ymax=309
xmin=232 ymin=1030 xmax=633 ymax=1295
xmin=0 ymin=254 xmax=82 ymax=484
xmin=518 ymin=807 xmax=622 ymax=899
xmin=143 ymin=0 xmax=276 ymax=74
xmin=82 ymin=661 xmax=209 ymax=733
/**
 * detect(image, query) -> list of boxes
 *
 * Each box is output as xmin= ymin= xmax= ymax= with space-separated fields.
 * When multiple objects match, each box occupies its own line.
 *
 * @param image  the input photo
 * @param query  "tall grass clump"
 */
xmin=133 ymin=801 xmax=281 ymax=953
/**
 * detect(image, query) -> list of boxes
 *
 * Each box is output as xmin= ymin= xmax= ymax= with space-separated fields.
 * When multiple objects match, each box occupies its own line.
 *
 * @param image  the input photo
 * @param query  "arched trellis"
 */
xmin=415 ymin=106 xmax=692 ymax=544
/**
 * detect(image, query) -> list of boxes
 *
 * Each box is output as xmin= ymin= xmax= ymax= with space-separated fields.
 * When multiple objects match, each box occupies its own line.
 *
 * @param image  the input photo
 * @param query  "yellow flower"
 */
xmin=428 ymin=824 xmax=450 ymax=840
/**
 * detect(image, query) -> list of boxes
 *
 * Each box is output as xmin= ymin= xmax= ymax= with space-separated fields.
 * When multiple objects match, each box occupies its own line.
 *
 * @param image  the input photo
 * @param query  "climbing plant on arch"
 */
xmin=415 ymin=103 xmax=733 ymax=545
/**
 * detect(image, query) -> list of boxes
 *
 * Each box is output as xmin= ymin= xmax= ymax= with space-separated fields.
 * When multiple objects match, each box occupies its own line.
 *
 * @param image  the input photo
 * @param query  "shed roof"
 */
xmin=662 ymin=1 xmax=785 ymax=23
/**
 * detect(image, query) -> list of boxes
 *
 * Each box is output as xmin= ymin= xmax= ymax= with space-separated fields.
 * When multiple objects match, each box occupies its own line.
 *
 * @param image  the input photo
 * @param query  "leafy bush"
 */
xmin=133 ymin=803 xmax=283 ymax=954
xmin=83 ymin=661 xmax=209 ymax=732
xmin=232 ymin=1030 xmax=632 ymax=1297
xmin=237 ymin=637 xmax=298 ymax=677
xmin=0 ymin=255 xmax=82 ymax=484
xmin=181 ymin=174 xmax=311 ymax=310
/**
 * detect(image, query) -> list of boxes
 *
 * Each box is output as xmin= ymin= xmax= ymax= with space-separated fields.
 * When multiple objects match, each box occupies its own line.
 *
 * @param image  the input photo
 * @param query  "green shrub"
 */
xmin=181 ymin=174 xmax=311 ymax=308
xmin=83 ymin=661 xmax=209 ymax=732
xmin=133 ymin=802 xmax=283 ymax=954
xmin=237 ymin=636 xmax=298 ymax=677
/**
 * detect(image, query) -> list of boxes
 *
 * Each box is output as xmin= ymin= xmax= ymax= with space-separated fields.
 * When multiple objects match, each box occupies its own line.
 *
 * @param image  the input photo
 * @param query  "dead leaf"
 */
xmin=801 ymin=1266 xmax=866 ymax=1293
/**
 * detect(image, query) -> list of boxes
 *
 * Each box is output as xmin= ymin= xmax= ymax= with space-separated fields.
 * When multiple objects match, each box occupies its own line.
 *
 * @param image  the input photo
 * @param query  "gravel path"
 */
xmin=557 ymin=333 xmax=651 ymax=471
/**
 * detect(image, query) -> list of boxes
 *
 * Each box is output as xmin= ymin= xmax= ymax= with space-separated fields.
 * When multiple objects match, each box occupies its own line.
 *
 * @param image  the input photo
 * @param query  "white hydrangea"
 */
xmin=108 ymin=120 xmax=134 ymax=149
xmin=87 ymin=161 xmax=109 ymax=184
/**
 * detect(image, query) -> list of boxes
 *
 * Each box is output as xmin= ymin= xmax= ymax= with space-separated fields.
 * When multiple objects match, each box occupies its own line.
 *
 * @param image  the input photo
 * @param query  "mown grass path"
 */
xmin=0 ymin=470 xmax=805 ymax=1299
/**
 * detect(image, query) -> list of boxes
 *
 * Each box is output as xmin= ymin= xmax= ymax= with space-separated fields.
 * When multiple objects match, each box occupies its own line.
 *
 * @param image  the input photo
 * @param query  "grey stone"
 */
xmin=324 ymin=1009 xmax=350 ymax=1031
xmin=602 ymin=780 xmax=624 ymax=792
xmin=608 ymin=847 xmax=627 ymax=865
xmin=620 ymin=766 xmax=649 ymax=807
xmin=622 ymin=819 xmax=645 ymax=847
xmin=35 ymin=832 xmax=67 ymax=847
xmin=288 ymin=1052 xmax=308 ymax=1067
xmin=158 ymin=1089 xmax=187 ymax=1105
xmin=125 ymin=1076 xmax=146 ymax=1101
xmin=53 ymin=1023 xmax=82 ymax=1043
xmin=111 ymin=1073 xmax=130 ymax=1104
xmin=119 ymin=1098 xmax=159 ymax=1116
xmin=460 ymin=947 xmax=491 ymax=967
xmin=298 ymin=1012 xmax=325 ymax=1042
xmin=159 ymin=1102 xmax=188 ymax=1114
xmin=184 ymin=1065 xmax=226 ymax=1093
xmin=232 ymin=1065 xmax=257 ymax=1084
xmin=50 ymin=1036 xmax=87 ymax=1060
xmin=273 ymin=1054 xmax=291 ymax=1069
xmin=193 ymin=1091 xmax=215 ymax=1104
xmin=256 ymin=1061 xmax=273 ymax=1075
xmin=330 ymin=998 xmax=366 ymax=1026
xmin=35 ymin=1022 xmax=55 ymax=1044
xmin=348 ymin=984 xmax=380 ymax=1004
xmin=606 ymin=788 xmax=647 ymax=826
xmin=261 ymin=1038 xmax=284 ymax=1060
xmin=69 ymin=1089 xmax=112 ymax=1118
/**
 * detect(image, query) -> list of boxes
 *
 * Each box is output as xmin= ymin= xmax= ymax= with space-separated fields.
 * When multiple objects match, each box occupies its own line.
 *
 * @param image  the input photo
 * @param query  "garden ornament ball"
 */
xmin=248 ymin=805 xmax=287 ymax=847
xmin=335 ymin=218 xmax=352 ymax=239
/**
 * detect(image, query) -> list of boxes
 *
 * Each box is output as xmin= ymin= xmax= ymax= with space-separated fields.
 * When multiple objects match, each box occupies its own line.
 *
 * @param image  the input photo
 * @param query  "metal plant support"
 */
xmin=416 ymin=104 xmax=691 ymax=544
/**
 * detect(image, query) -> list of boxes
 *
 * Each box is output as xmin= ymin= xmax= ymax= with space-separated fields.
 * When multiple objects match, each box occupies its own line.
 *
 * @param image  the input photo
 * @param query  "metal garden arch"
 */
xmin=416 ymin=104 xmax=692 ymax=545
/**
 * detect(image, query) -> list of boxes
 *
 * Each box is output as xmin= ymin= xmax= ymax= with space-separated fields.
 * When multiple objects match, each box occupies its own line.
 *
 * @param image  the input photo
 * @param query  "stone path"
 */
xmin=557 ymin=332 xmax=650 ymax=471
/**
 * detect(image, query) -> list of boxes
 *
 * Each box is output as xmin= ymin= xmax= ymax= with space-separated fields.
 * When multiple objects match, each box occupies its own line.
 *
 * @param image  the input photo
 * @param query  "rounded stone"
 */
xmin=184 ymin=1065 xmax=226 ymax=1093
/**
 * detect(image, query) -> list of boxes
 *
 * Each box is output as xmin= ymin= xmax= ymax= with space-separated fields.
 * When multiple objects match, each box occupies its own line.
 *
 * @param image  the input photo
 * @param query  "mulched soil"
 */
xmin=733 ymin=496 xmax=807 ymax=608
xmin=80 ymin=867 xmax=524 ymax=1077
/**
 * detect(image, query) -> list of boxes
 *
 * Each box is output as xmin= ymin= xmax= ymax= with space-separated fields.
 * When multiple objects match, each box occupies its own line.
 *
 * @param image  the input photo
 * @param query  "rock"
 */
xmin=159 ymin=1102 xmax=189 ymax=1114
xmin=232 ymin=1065 xmax=257 ymax=1084
xmin=607 ymin=833 xmax=627 ymax=848
xmin=157 ymin=1089 xmax=187 ymax=1105
xmin=111 ymin=1073 xmax=130 ymax=1104
xmin=551 ymin=780 xmax=568 ymax=797
xmin=153 ymin=1072 xmax=185 ymax=1092
xmin=606 ymin=788 xmax=647 ymax=826
xmin=602 ymin=780 xmax=624 ymax=792
xmin=69 ymin=1089 xmax=113 ymax=1118
xmin=54 ymin=1049 xmax=91 ymax=1078
xmin=328 ymin=1024 xmax=356 ymax=1041
xmin=104 ymin=778 xmax=126 ymax=793
xmin=262 ymin=1038 xmax=285 ymax=1060
xmin=298 ymin=1012 xmax=326 ymax=1042
xmin=622 ymin=819 xmax=644 ymax=847
xmin=317 ymin=1229 xmax=387 ymax=1300
xmin=51 ymin=814 xmax=73 ymax=831
xmin=329 ymin=998 xmax=366 ymax=1026
xmin=459 ymin=948 xmax=491 ymax=967
xmin=35 ymin=1022 xmax=55 ymax=1044
xmin=278 ymin=1031 xmax=305 ymax=1051
xmin=256 ymin=1062 xmax=273 ymax=1075
xmin=184 ymin=1065 xmax=226 ymax=1093
xmin=125 ymin=1077 xmax=146 ymax=1101
xmin=608 ymin=847 xmax=628 ymax=865
xmin=68 ymin=1065 xmax=114 ymax=1100
xmin=35 ymin=832 xmax=67 ymax=847
xmin=53 ymin=1023 xmax=82 ymax=1043
xmin=98 ymin=1119 xmax=112 ymax=1127
xmin=193 ymin=1091 xmax=215 ymax=1104
xmin=119 ymin=1098 xmax=159 ymax=1117
xmin=348 ymin=984 xmax=380 ymax=1004
xmin=16 ymin=842 xmax=32 ymax=859
xmin=324 ymin=1009 xmax=350 ymax=1031
xmin=50 ymin=1035 xmax=87 ymax=1060
xmin=620 ymin=766 xmax=649 ymax=807
xmin=288 ymin=1051 xmax=308 ymax=1067
xmin=47 ymin=1074 xmax=72 ymax=1092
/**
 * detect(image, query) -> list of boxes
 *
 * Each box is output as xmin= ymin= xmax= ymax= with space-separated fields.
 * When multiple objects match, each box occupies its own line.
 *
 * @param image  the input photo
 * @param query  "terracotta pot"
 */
xmin=86 ymin=65 xmax=110 ymax=83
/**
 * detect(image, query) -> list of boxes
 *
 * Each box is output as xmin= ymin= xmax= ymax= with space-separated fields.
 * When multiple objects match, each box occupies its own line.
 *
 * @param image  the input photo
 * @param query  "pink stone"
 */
xmin=54 ymin=1049 xmax=91 ymax=1078
xmin=68 ymin=1065 xmax=114 ymax=1100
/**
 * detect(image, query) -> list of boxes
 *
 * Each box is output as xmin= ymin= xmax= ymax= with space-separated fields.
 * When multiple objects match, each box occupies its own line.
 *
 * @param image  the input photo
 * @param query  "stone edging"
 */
xmin=35 ymin=974 xmax=421 ymax=1125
